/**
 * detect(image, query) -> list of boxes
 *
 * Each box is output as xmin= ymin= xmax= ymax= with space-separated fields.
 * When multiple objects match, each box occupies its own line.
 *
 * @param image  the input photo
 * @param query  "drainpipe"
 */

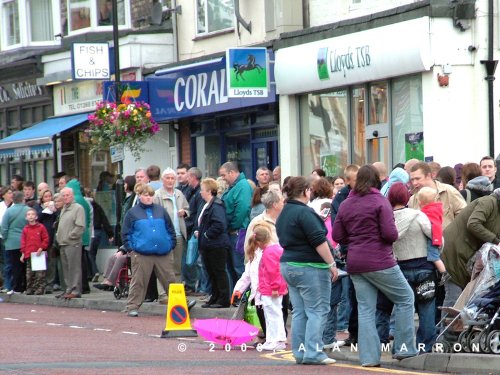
xmin=234 ymin=0 xmax=251 ymax=36
xmin=480 ymin=0 xmax=497 ymax=157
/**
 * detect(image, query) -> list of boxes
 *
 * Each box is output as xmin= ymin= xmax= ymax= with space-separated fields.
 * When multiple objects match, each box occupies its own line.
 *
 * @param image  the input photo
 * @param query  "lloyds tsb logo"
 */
xmin=317 ymin=47 xmax=330 ymax=80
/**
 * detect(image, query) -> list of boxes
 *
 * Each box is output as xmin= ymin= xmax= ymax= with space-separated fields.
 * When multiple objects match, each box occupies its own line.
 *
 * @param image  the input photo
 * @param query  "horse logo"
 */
xmin=233 ymin=54 xmax=263 ymax=81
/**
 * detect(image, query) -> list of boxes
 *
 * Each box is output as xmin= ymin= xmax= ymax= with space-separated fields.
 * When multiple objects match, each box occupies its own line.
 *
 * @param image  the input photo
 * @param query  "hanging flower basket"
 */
xmin=86 ymin=101 xmax=160 ymax=161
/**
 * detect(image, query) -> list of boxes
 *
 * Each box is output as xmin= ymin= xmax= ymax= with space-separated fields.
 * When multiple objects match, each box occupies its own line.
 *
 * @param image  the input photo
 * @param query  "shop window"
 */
xmin=369 ymin=82 xmax=388 ymax=125
xmin=300 ymin=90 xmax=349 ymax=176
xmin=196 ymin=135 xmax=220 ymax=178
xmin=352 ymin=86 xmax=366 ymax=166
xmin=196 ymin=0 xmax=234 ymax=36
xmin=391 ymin=75 xmax=423 ymax=164
xmin=68 ymin=0 xmax=127 ymax=33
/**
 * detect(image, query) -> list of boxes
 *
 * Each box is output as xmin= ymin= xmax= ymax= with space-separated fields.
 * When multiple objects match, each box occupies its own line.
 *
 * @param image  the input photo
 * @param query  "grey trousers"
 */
xmin=60 ymin=243 xmax=82 ymax=295
xmin=158 ymin=236 xmax=185 ymax=298
xmin=127 ymin=251 xmax=176 ymax=311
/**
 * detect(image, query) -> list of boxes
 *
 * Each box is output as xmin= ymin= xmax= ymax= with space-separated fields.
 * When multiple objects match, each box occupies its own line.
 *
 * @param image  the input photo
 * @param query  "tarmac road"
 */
xmin=0 ymin=303 xmax=444 ymax=375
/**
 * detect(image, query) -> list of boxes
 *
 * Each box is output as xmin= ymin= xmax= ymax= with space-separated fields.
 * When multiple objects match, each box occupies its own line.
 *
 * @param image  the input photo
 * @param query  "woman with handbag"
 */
xmin=381 ymin=182 xmax=437 ymax=353
xmin=333 ymin=166 xmax=417 ymax=367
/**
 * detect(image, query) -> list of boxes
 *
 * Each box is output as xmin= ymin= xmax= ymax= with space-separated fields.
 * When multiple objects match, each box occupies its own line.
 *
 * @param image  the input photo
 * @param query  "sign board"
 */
xmin=275 ymin=17 xmax=432 ymax=95
xmin=102 ymin=81 xmax=149 ymax=103
xmin=147 ymin=54 xmax=276 ymax=122
xmin=110 ymin=144 xmax=125 ymax=163
xmin=226 ymin=48 xmax=269 ymax=98
xmin=72 ymin=43 xmax=110 ymax=80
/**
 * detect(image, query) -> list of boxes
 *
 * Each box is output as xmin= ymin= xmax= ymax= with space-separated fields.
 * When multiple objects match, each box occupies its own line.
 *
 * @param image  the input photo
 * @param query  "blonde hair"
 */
xmin=246 ymin=221 xmax=273 ymax=261
xmin=417 ymin=186 xmax=437 ymax=207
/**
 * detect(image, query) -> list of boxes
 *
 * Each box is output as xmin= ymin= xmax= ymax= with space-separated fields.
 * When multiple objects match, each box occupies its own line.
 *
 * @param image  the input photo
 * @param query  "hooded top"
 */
xmin=380 ymin=167 xmax=409 ymax=196
xmin=460 ymin=176 xmax=494 ymax=203
xmin=66 ymin=179 xmax=91 ymax=246
xmin=420 ymin=201 xmax=443 ymax=247
xmin=393 ymin=208 xmax=432 ymax=262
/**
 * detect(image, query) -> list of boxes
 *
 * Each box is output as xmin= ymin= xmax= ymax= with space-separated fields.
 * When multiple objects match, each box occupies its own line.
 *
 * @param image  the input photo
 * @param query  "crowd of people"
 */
xmin=1 ymin=155 xmax=499 ymax=367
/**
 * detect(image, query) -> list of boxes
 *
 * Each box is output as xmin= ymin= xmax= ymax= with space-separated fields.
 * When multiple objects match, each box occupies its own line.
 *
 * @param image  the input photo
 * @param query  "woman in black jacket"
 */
xmin=196 ymin=178 xmax=231 ymax=308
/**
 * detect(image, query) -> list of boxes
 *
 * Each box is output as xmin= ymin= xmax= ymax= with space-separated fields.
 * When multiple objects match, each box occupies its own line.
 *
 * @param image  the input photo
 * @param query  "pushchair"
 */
xmin=435 ymin=243 xmax=500 ymax=354
xmin=113 ymin=252 xmax=131 ymax=300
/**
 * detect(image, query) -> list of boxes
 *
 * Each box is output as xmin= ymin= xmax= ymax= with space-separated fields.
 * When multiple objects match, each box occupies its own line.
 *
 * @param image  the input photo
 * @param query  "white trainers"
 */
xmin=323 ymin=340 xmax=345 ymax=349
xmin=261 ymin=341 xmax=287 ymax=351
xmin=321 ymin=358 xmax=337 ymax=365
xmin=6 ymin=290 xmax=19 ymax=295
xmin=127 ymin=310 xmax=139 ymax=317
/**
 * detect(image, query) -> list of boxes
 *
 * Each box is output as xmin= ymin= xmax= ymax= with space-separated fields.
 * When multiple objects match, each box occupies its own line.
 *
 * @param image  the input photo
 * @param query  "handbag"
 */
xmin=186 ymin=235 xmax=199 ymax=265
xmin=243 ymin=292 xmax=262 ymax=329
xmin=234 ymin=228 xmax=247 ymax=255
xmin=414 ymin=272 xmax=437 ymax=302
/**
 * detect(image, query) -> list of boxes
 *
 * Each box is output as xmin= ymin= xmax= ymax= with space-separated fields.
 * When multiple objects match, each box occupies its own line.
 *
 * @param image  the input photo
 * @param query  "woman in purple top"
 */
xmin=333 ymin=165 xmax=417 ymax=367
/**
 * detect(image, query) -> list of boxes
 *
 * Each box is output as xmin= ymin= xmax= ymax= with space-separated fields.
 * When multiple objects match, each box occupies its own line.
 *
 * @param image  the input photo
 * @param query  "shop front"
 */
xmin=275 ymin=16 xmax=433 ymax=177
xmin=147 ymin=54 xmax=278 ymax=180
xmin=0 ymin=75 xmax=53 ymax=187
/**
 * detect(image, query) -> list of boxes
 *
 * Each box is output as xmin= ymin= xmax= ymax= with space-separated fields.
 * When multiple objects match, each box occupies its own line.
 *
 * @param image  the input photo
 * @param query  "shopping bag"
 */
xmin=243 ymin=292 xmax=262 ymax=329
xmin=186 ymin=235 xmax=199 ymax=265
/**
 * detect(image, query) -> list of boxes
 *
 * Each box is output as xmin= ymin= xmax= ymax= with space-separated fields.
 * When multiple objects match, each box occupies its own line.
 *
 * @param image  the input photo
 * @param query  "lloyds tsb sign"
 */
xmin=317 ymin=45 xmax=371 ymax=81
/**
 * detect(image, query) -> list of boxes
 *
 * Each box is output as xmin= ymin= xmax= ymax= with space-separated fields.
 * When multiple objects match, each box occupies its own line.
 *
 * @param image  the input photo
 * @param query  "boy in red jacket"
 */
xmin=20 ymin=208 xmax=49 ymax=295
xmin=417 ymin=187 xmax=446 ymax=273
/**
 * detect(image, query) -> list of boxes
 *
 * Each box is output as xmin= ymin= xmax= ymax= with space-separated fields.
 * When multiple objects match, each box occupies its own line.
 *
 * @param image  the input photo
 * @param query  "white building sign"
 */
xmin=72 ymin=43 xmax=110 ymax=80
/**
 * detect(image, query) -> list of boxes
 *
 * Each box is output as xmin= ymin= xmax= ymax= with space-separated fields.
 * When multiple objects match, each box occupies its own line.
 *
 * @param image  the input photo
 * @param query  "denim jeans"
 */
xmin=336 ymin=275 xmax=351 ymax=330
xmin=375 ymin=268 xmax=436 ymax=352
xmin=281 ymin=263 xmax=331 ymax=364
xmin=197 ymin=252 xmax=212 ymax=294
xmin=322 ymin=277 xmax=343 ymax=344
xmin=181 ymin=240 xmax=199 ymax=291
xmin=351 ymin=265 xmax=417 ymax=366
xmin=226 ymin=234 xmax=244 ymax=290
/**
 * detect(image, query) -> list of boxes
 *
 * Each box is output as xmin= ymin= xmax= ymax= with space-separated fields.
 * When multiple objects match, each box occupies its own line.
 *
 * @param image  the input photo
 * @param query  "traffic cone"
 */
xmin=161 ymin=283 xmax=197 ymax=338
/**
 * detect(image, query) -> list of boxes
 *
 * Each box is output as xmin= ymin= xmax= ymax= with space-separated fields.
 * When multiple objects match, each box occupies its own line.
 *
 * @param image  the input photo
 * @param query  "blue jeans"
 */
xmin=351 ymin=265 xmax=417 ymax=366
xmin=197 ymin=254 xmax=212 ymax=294
xmin=226 ymin=234 xmax=244 ymax=290
xmin=281 ymin=263 xmax=331 ymax=364
xmin=322 ymin=277 xmax=343 ymax=344
xmin=336 ymin=275 xmax=351 ymax=330
xmin=2 ymin=240 xmax=12 ymax=291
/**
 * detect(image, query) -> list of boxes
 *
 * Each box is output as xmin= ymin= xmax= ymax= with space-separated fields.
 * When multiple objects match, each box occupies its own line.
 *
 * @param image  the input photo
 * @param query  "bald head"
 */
xmin=373 ymin=162 xmax=388 ymax=180
xmin=37 ymin=182 xmax=49 ymax=196
xmin=61 ymin=187 xmax=74 ymax=205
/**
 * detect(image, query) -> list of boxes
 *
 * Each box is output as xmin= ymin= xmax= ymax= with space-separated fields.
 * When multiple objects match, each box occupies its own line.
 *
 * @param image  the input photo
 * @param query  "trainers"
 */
xmin=92 ymin=273 xmax=100 ymax=283
xmin=187 ymin=299 xmax=196 ymax=310
xmin=320 ymin=358 xmax=336 ymax=365
xmin=6 ymin=290 xmax=19 ymax=295
xmin=0 ymin=288 xmax=9 ymax=293
xmin=53 ymin=284 xmax=61 ymax=291
xmin=158 ymin=298 xmax=168 ymax=305
xmin=323 ymin=340 xmax=345 ymax=349
xmin=128 ymin=310 xmax=139 ymax=317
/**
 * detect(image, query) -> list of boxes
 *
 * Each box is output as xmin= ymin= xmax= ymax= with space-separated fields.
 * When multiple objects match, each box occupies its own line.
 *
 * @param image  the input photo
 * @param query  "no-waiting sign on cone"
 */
xmin=161 ymin=283 xmax=197 ymax=338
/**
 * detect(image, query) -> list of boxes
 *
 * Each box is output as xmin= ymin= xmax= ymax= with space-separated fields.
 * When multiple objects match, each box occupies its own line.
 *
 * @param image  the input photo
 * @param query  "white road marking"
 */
xmin=47 ymin=323 xmax=63 ymax=326
xmin=148 ymin=334 xmax=161 ymax=338
xmin=3 ymin=318 xmax=18 ymax=321
xmin=122 ymin=331 xmax=139 ymax=335
xmin=69 ymin=325 xmax=84 ymax=329
xmin=25 ymin=320 xmax=37 ymax=323
xmin=94 ymin=328 xmax=112 ymax=332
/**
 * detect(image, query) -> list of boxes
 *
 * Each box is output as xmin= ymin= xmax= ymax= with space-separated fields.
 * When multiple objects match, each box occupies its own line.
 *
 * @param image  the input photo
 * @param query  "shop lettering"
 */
xmin=0 ymin=82 xmax=44 ymax=104
xmin=329 ymin=45 xmax=371 ymax=78
xmin=12 ymin=82 xmax=43 ymax=99
xmin=174 ymin=69 xmax=228 ymax=111
xmin=0 ymin=86 xmax=11 ymax=103
xmin=232 ymin=89 xmax=264 ymax=97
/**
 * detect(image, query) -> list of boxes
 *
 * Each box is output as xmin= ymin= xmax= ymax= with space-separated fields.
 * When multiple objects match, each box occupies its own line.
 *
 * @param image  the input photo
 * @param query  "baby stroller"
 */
xmin=114 ymin=250 xmax=131 ymax=300
xmin=435 ymin=243 xmax=500 ymax=354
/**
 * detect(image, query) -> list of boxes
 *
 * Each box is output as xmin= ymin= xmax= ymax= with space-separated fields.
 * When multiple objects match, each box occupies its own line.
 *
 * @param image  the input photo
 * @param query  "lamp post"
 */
xmin=111 ymin=0 xmax=123 ymax=244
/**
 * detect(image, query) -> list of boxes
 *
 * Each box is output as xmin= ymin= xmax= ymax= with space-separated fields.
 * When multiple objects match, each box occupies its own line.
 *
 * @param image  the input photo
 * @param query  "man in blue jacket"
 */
xmin=122 ymin=183 xmax=177 ymax=317
xmin=219 ymin=161 xmax=253 ymax=289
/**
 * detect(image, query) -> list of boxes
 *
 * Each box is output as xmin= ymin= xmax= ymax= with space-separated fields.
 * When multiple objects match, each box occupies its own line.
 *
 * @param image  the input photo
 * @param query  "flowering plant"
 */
xmin=86 ymin=101 xmax=160 ymax=161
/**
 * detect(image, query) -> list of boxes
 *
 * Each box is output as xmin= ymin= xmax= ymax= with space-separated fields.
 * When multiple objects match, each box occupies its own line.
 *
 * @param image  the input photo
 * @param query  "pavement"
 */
xmin=2 ymin=288 xmax=499 ymax=374
xmin=0 ymin=287 xmax=234 ymax=320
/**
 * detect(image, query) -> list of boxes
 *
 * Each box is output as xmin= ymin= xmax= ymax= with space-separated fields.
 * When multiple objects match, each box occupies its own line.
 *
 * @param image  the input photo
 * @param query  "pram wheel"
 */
xmin=479 ymin=329 xmax=492 ymax=353
xmin=458 ymin=330 xmax=470 ymax=352
xmin=467 ymin=330 xmax=482 ymax=353
xmin=487 ymin=330 xmax=500 ymax=354
xmin=433 ymin=336 xmax=453 ymax=353
xmin=113 ymin=286 xmax=122 ymax=300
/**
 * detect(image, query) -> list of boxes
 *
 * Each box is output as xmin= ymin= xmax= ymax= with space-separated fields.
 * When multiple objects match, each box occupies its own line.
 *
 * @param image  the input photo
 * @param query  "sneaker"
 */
xmin=6 ymin=290 xmax=19 ymax=295
xmin=323 ymin=340 xmax=345 ymax=349
xmin=343 ymin=336 xmax=357 ymax=346
xmin=92 ymin=273 xmax=100 ymax=283
xmin=187 ymin=299 xmax=196 ymax=310
xmin=260 ymin=341 xmax=278 ymax=351
xmin=158 ymin=298 xmax=168 ymax=305
xmin=320 ymin=358 xmax=336 ymax=365
xmin=0 ymin=288 xmax=9 ymax=293
xmin=274 ymin=342 xmax=287 ymax=351
xmin=53 ymin=284 xmax=61 ymax=291
xmin=128 ymin=310 xmax=139 ymax=317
